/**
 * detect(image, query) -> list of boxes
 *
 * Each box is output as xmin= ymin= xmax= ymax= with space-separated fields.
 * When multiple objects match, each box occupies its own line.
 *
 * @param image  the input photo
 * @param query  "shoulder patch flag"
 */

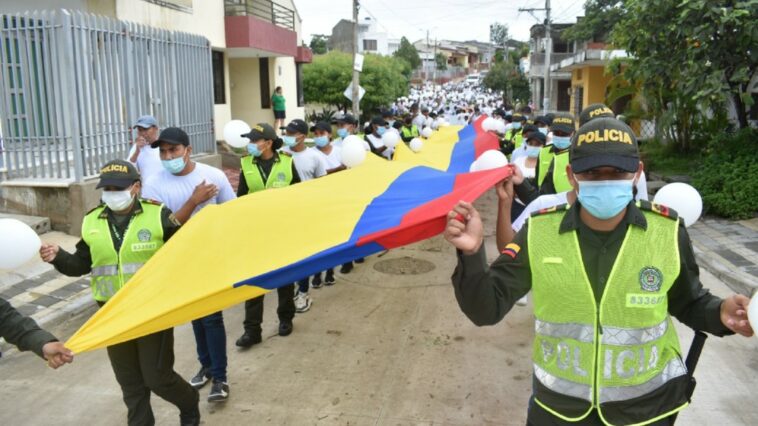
xmin=501 ymin=242 xmax=521 ymax=259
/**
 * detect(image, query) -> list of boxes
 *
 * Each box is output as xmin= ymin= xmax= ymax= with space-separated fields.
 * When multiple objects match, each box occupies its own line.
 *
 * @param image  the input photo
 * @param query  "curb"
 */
xmin=692 ymin=244 xmax=757 ymax=297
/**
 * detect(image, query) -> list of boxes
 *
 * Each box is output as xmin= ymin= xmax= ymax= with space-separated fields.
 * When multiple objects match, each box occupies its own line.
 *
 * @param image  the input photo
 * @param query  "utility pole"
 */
xmin=520 ymin=0 xmax=552 ymax=112
xmin=432 ymin=37 xmax=437 ymax=92
xmin=352 ymin=0 xmax=360 ymax=117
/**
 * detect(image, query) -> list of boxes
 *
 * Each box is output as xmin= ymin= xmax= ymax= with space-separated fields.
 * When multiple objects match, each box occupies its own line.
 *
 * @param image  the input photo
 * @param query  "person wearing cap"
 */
xmin=127 ymin=115 xmax=163 ymax=181
xmin=579 ymin=103 xmax=615 ymax=127
xmin=235 ymin=123 xmax=301 ymax=348
xmin=333 ymin=114 xmax=369 ymax=151
xmin=311 ymin=122 xmax=345 ymax=175
xmin=445 ymin=117 xmax=753 ymax=426
xmin=381 ymin=109 xmax=396 ymax=128
xmin=39 ymin=159 xmax=201 ymax=425
xmin=514 ymin=112 xmax=576 ymax=204
xmin=503 ymin=112 xmax=527 ymax=154
xmin=533 ymin=115 xmax=552 ymax=136
xmin=142 ymin=127 xmax=236 ymax=403
xmin=365 ymin=116 xmax=389 ymax=158
xmin=282 ymin=119 xmax=328 ymax=312
xmin=509 ymin=122 xmax=539 ymax=163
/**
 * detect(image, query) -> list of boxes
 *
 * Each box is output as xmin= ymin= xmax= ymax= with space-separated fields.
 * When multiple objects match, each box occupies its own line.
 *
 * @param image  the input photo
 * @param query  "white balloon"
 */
xmin=421 ymin=127 xmax=433 ymax=138
xmin=475 ymin=150 xmax=508 ymax=171
xmin=382 ymin=130 xmax=401 ymax=149
xmin=341 ymin=135 xmax=367 ymax=167
xmin=223 ymin=120 xmax=252 ymax=148
xmin=749 ymin=294 xmax=758 ymax=338
xmin=482 ymin=117 xmax=497 ymax=132
xmin=653 ymin=182 xmax=703 ymax=227
xmin=0 ymin=219 xmax=41 ymax=270
xmin=409 ymin=138 xmax=424 ymax=152
xmin=438 ymin=119 xmax=449 ymax=127
xmin=469 ymin=160 xmax=480 ymax=172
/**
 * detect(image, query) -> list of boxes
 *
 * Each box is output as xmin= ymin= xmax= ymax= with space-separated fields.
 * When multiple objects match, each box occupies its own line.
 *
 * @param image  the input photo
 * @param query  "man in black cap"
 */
xmin=579 ymin=103 xmax=615 ymax=127
xmin=334 ymin=114 xmax=368 ymax=150
xmin=235 ymin=123 xmax=301 ymax=348
xmin=142 ymin=127 xmax=236 ymax=403
xmin=365 ymin=116 xmax=389 ymax=158
xmin=39 ymin=159 xmax=201 ymax=425
xmin=445 ymin=117 xmax=753 ymax=426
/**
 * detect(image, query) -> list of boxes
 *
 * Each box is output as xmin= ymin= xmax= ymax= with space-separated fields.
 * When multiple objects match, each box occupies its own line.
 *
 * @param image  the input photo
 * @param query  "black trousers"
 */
xmin=106 ymin=328 xmax=198 ymax=426
xmin=243 ymin=283 xmax=296 ymax=335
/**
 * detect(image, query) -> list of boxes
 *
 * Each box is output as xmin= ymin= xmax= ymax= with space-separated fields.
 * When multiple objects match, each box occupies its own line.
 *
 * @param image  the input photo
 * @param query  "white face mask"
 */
xmin=102 ymin=189 xmax=134 ymax=212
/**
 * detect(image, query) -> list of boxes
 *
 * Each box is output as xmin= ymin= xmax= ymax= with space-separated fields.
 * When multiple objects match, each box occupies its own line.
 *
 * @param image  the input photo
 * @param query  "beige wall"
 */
xmin=115 ymin=0 xmax=226 ymax=48
xmin=229 ymin=56 xmax=304 ymax=130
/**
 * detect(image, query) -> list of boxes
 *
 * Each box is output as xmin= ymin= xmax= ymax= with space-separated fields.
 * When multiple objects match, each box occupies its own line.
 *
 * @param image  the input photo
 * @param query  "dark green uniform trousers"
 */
xmin=106 ymin=328 xmax=198 ymax=426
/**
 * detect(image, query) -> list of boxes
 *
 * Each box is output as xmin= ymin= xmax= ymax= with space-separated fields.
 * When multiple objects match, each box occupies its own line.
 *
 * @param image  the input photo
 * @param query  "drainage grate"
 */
xmin=373 ymin=257 xmax=436 ymax=275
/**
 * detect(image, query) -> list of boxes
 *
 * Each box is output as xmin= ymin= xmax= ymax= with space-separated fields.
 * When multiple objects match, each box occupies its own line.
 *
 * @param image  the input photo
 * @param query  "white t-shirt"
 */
xmin=316 ymin=144 xmax=342 ymax=169
xmin=365 ymin=134 xmax=391 ymax=159
xmin=142 ymin=162 xmax=236 ymax=218
xmin=512 ymin=156 xmax=536 ymax=179
xmin=285 ymin=147 xmax=327 ymax=181
xmin=412 ymin=113 xmax=426 ymax=129
xmin=127 ymin=144 xmax=163 ymax=181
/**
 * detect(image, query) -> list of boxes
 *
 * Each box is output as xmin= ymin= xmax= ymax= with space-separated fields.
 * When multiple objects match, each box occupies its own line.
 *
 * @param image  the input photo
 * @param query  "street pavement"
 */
xmin=0 ymin=189 xmax=757 ymax=425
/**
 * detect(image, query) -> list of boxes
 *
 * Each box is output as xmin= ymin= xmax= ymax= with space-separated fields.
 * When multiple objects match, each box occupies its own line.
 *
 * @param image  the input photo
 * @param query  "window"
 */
xmin=212 ymin=51 xmax=225 ymax=104
xmin=259 ymin=57 xmax=271 ymax=109
xmin=552 ymin=40 xmax=573 ymax=54
xmin=296 ymin=63 xmax=304 ymax=107
xmin=363 ymin=39 xmax=377 ymax=51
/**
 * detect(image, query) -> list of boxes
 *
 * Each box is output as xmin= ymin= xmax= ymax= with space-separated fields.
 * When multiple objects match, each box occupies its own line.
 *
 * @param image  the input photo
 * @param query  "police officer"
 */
xmin=400 ymin=115 xmax=420 ymax=143
xmin=0 ymin=297 xmax=73 ymax=369
xmin=235 ymin=123 xmax=301 ymax=348
xmin=444 ymin=118 xmax=753 ymax=426
xmin=39 ymin=160 xmax=200 ymax=426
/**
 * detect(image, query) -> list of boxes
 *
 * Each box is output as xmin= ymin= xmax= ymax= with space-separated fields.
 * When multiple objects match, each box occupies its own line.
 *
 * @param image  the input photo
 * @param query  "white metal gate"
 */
xmin=0 ymin=9 xmax=215 ymax=182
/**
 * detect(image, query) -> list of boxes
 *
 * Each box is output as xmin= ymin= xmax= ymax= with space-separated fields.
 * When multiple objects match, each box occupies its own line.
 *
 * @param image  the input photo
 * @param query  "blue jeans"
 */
xmin=191 ymin=311 xmax=227 ymax=382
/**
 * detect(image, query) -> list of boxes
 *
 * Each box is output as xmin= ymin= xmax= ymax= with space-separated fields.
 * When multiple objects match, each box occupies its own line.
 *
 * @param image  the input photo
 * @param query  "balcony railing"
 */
xmin=224 ymin=0 xmax=295 ymax=31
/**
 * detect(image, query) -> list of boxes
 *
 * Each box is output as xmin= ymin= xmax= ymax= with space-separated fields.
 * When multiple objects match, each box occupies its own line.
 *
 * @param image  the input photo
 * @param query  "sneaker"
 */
xmin=235 ymin=332 xmax=262 ymax=348
xmin=207 ymin=380 xmax=229 ymax=402
xmin=279 ymin=320 xmax=293 ymax=336
xmin=311 ymin=274 xmax=323 ymax=289
xmin=294 ymin=291 xmax=312 ymax=313
xmin=189 ymin=366 xmax=211 ymax=389
xmin=339 ymin=262 xmax=353 ymax=274
xmin=515 ymin=295 xmax=528 ymax=306
xmin=324 ymin=273 xmax=336 ymax=286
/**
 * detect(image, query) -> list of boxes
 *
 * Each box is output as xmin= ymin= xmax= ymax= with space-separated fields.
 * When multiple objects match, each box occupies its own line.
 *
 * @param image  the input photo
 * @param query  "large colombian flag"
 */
xmin=66 ymin=118 xmax=505 ymax=352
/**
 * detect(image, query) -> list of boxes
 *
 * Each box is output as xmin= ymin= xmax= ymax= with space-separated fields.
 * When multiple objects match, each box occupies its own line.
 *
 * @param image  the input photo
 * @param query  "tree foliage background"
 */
xmin=392 ymin=37 xmax=421 ymax=72
xmin=302 ymin=51 xmax=409 ymax=120
xmin=308 ymin=34 xmax=329 ymax=55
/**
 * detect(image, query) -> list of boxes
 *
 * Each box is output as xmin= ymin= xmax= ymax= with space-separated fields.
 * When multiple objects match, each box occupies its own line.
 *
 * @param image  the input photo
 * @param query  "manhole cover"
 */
xmin=373 ymin=256 xmax=436 ymax=275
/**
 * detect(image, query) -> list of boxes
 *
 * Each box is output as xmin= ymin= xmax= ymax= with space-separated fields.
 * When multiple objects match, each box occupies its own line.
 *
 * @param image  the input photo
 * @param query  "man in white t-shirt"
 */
xmin=141 ymin=127 xmax=236 ymax=404
xmin=281 ymin=119 xmax=328 ymax=313
xmin=311 ymin=122 xmax=344 ymax=174
xmin=332 ymin=114 xmax=371 ymax=151
xmin=127 ymin=115 xmax=163 ymax=181
xmin=364 ymin=116 xmax=389 ymax=159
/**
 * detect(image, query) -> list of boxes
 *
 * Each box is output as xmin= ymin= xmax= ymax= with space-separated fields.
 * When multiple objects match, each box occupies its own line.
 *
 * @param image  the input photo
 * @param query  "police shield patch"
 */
xmin=137 ymin=229 xmax=152 ymax=242
xmin=639 ymin=267 xmax=663 ymax=292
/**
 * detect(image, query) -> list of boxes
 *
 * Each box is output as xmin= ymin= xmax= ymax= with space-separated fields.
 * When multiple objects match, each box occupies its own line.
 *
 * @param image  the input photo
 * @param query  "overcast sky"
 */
xmin=293 ymin=0 xmax=587 ymax=45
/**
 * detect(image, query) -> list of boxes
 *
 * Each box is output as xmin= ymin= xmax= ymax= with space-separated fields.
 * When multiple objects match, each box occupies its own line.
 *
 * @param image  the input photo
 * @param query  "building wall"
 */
xmin=571 ymin=65 xmax=612 ymax=112
xmin=214 ymin=53 xmax=232 ymax=141
xmin=272 ymin=57 xmax=305 ymax=121
xmin=115 ymin=0 xmax=226 ymax=48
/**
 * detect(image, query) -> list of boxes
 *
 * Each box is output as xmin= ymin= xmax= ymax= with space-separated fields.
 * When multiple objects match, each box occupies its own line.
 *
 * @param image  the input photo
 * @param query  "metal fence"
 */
xmin=224 ymin=0 xmax=295 ymax=31
xmin=0 ymin=9 xmax=215 ymax=182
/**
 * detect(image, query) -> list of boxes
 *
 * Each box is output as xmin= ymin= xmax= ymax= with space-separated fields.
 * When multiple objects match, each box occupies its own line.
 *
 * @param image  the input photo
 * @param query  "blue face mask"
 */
xmin=162 ymin=156 xmax=186 ymax=174
xmin=247 ymin=143 xmax=262 ymax=157
xmin=314 ymin=136 xmax=330 ymax=148
xmin=538 ymin=127 xmax=548 ymax=135
xmin=376 ymin=126 xmax=387 ymax=136
xmin=577 ymin=179 xmax=635 ymax=220
xmin=526 ymin=146 xmax=542 ymax=158
xmin=283 ymin=135 xmax=297 ymax=147
xmin=512 ymin=122 xmax=522 ymax=130
xmin=337 ymin=128 xmax=349 ymax=139
xmin=553 ymin=136 xmax=571 ymax=150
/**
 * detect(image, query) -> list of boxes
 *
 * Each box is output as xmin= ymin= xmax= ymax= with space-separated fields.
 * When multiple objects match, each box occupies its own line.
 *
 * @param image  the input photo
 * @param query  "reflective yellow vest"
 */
xmin=240 ymin=154 xmax=293 ymax=193
xmin=527 ymin=204 xmax=688 ymax=425
xmin=401 ymin=125 xmax=419 ymax=139
xmin=506 ymin=128 xmax=524 ymax=149
xmin=81 ymin=201 xmax=164 ymax=302
xmin=537 ymin=148 xmax=571 ymax=193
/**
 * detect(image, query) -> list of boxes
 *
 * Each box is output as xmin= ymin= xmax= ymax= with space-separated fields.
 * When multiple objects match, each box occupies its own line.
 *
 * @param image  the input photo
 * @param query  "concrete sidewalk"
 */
xmin=689 ymin=217 xmax=758 ymax=296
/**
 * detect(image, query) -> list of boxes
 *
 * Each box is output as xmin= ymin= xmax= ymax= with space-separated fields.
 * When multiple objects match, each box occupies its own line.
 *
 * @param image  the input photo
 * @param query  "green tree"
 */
xmin=482 ymin=61 xmax=531 ymax=103
xmin=392 ymin=37 xmax=421 ymax=70
xmin=309 ymin=34 xmax=329 ymax=55
xmin=562 ymin=0 xmax=626 ymax=42
xmin=489 ymin=22 xmax=509 ymax=48
xmin=435 ymin=53 xmax=447 ymax=71
xmin=612 ymin=0 xmax=757 ymax=151
xmin=303 ymin=51 xmax=409 ymax=120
